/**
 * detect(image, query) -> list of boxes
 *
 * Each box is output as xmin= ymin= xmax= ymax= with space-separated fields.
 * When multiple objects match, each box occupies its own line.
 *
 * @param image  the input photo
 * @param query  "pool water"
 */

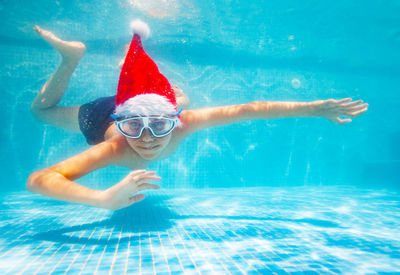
xmin=1 ymin=0 xmax=400 ymax=274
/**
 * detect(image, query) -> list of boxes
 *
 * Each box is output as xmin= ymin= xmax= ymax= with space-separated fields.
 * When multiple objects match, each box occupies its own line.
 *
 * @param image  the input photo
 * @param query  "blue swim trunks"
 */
xmin=78 ymin=96 xmax=116 ymax=145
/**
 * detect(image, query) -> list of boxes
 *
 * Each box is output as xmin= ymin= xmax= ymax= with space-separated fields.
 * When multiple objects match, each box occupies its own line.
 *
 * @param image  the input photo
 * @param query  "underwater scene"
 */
xmin=0 ymin=0 xmax=399 ymax=274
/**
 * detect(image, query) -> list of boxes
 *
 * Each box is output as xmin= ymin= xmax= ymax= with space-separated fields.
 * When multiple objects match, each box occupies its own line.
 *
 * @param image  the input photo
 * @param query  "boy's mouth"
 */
xmin=139 ymin=145 xmax=160 ymax=150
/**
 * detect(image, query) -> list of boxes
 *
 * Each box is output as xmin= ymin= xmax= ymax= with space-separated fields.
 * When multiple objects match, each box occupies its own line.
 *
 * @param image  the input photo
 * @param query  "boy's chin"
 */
xmin=138 ymin=151 xmax=159 ymax=160
xmin=141 ymin=155 xmax=156 ymax=160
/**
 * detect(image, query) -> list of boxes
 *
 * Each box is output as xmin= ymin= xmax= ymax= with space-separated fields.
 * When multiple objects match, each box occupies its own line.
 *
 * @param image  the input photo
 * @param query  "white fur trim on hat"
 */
xmin=115 ymin=93 xmax=176 ymax=117
xmin=115 ymin=94 xmax=181 ymax=127
xmin=130 ymin=19 xmax=150 ymax=40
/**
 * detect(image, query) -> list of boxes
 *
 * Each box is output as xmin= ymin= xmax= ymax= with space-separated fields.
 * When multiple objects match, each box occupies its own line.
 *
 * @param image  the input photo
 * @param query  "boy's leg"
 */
xmin=31 ymin=26 xmax=86 ymax=133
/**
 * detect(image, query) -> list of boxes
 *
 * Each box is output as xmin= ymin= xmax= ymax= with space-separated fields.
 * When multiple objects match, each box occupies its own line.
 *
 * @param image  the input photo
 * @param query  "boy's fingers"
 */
xmin=137 ymin=176 xmax=161 ymax=185
xmin=346 ymin=108 xmax=368 ymax=117
xmin=340 ymin=100 xmax=363 ymax=108
xmin=131 ymin=170 xmax=147 ymax=175
xmin=33 ymin=25 xmax=41 ymax=33
xmin=135 ymin=174 xmax=160 ymax=182
xmin=128 ymin=170 xmax=156 ymax=181
xmin=128 ymin=194 xmax=145 ymax=204
xmin=337 ymin=98 xmax=352 ymax=103
xmin=147 ymin=175 xmax=161 ymax=180
xmin=337 ymin=118 xmax=352 ymax=124
xmin=128 ymin=176 xmax=160 ymax=188
xmin=345 ymin=103 xmax=368 ymax=111
xmin=136 ymin=170 xmax=156 ymax=176
xmin=128 ymin=170 xmax=146 ymax=179
xmin=137 ymin=183 xmax=161 ymax=192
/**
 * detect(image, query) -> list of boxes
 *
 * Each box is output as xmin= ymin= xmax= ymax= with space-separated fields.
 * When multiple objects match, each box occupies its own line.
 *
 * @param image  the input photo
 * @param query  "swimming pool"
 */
xmin=1 ymin=0 xmax=399 ymax=273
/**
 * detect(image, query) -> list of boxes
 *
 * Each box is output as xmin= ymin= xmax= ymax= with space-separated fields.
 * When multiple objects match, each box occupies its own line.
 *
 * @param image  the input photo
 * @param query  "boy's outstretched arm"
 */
xmin=180 ymin=98 xmax=368 ymax=134
xmin=27 ymin=136 xmax=160 ymax=210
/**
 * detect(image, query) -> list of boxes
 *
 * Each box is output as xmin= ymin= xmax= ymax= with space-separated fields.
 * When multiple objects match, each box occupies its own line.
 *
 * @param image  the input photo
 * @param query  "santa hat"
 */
xmin=115 ymin=19 xmax=178 ymax=118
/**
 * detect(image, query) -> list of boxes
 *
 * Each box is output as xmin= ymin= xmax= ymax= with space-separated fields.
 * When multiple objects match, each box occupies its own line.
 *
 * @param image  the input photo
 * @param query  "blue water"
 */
xmin=1 ymin=0 xmax=400 ymax=273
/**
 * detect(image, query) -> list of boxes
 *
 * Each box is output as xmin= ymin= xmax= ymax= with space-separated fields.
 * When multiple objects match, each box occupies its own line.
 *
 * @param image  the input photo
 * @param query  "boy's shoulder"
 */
xmin=103 ymin=135 xmax=130 ymax=155
xmin=104 ymin=135 xmax=148 ymax=169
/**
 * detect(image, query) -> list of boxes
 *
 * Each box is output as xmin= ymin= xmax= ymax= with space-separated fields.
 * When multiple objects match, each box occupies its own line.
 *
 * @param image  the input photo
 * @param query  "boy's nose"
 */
xmin=141 ymin=128 xmax=154 ymax=142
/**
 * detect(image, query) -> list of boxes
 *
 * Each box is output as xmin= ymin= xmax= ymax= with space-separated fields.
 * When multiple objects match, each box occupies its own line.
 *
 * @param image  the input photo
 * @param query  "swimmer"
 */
xmin=28 ymin=21 xmax=369 ymax=210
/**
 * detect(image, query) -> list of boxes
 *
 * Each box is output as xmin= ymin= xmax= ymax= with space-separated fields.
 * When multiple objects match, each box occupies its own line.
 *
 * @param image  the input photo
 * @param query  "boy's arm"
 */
xmin=27 ymin=136 xmax=160 ymax=210
xmin=180 ymin=98 xmax=368 ymax=134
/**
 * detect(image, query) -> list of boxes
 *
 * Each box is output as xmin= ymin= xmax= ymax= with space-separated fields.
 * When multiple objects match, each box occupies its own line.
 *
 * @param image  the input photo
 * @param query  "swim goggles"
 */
xmin=110 ymin=108 xmax=182 ymax=139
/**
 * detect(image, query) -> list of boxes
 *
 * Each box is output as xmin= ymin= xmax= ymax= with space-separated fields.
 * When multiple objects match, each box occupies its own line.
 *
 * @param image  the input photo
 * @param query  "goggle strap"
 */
xmin=176 ymin=107 xmax=183 ymax=117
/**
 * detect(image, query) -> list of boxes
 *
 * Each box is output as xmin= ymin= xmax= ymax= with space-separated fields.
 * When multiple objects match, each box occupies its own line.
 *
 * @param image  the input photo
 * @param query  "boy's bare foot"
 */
xmin=34 ymin=25 xmax=86 ymax=63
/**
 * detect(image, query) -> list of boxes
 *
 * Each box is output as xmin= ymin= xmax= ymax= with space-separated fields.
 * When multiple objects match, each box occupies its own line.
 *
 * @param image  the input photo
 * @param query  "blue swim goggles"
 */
xmin=110 ymin=108 xmax=182 ymax=139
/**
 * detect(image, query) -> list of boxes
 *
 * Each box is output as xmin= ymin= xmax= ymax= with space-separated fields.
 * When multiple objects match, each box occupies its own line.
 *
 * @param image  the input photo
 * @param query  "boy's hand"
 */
xmin=172 ymin=85 xmax=190 ymax=108
xmin=98 ymin=170 xmax=160 ymax=210
xmin=313 ymin=98 xmax=368 ymax=124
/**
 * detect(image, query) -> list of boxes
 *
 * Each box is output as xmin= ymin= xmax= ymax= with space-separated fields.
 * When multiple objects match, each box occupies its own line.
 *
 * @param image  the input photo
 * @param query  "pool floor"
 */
xmin=0 ymin=186 xmax=399 ymax=274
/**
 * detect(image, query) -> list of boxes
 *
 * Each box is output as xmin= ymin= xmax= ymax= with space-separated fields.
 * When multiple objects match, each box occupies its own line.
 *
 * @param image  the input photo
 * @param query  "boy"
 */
xmin=28 ymin=20 xmax=368 ymax=210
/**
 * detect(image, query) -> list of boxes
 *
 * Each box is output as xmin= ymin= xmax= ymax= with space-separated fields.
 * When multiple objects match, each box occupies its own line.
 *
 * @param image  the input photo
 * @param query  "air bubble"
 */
xmin=291 ymin=78 xmax=301 ymax=89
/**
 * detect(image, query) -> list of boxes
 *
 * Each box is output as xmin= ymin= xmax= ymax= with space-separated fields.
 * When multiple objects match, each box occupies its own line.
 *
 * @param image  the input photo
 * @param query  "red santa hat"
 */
xmin=115 ymin=19 xmax=178 ymax=118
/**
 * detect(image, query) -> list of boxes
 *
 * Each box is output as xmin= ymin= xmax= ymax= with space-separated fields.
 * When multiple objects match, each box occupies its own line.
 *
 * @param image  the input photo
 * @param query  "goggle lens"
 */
xmin=117 ymin=117 xmax=176 ymax=138
xmin=119 ymin=119 xmax=143 ymax=137
xmin=148 ymin=118 xmax=175 ymax=135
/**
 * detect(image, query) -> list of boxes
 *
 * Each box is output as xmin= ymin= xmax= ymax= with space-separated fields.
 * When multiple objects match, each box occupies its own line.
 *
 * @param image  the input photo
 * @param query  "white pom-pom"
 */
xmin=130 ymin=19 xmax=150 ymax=40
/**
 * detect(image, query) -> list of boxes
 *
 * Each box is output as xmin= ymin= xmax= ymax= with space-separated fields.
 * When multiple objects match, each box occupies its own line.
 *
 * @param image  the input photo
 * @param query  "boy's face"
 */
xmin=126 ymin=128 xmax=171 ymax=160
